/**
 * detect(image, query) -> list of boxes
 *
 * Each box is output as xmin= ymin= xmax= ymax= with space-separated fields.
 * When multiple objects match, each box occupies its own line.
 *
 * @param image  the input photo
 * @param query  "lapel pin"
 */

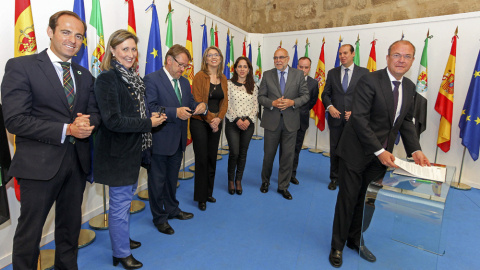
xmin=77 ymin=70 xmax=82 ymax=75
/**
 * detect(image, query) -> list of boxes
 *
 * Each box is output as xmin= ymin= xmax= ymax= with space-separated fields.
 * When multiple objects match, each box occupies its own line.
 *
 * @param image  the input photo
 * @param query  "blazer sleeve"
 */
xmin=322 ymin=69 xmax=334 ymax=109
xmin=292 ymin=74 xmax=309 ymax=108
xmin=399 ymin=83 xmax=421 ymax=154
xmin=94 ymin=71 xmax=152 ymax=133
xmin=1 ymin=58 xmax=64 ymax=145
xmin=308 ymin=78 xmax=319 ymax=111
xmin=258 ymin=71 xmax=273 ymax=108
xmin=249 ymin=85 xmax=259 ymax=121
xmin=216 ymin=75 xmax=229 ymax=120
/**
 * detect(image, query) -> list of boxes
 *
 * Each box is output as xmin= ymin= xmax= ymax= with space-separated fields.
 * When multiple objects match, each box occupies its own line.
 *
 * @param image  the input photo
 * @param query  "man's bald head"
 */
xmin=274 ymin=48 xmax=289 ymax=71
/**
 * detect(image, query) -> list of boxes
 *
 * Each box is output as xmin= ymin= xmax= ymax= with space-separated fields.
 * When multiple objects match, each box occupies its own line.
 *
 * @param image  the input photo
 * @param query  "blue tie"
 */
xmin=342 ymin=68 xmax=349 ymax=92
xmin=280 ymin=71 xmax=286 ymax=95
xmin=392 ymin=81 xmax=401 ymax=118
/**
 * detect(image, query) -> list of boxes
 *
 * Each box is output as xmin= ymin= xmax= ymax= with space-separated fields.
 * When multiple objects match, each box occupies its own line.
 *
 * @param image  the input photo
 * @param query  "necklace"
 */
xmin=209 ymin=77 xmax=219 ymax=98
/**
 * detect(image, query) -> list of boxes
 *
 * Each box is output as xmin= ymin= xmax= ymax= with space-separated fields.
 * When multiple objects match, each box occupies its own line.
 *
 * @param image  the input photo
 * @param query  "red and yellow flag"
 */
xmin=366 ymin=39 xmax=376 ymax=72
xmin=242 ymin=37 xmax=247 ymax=57
xmin=214 ymin=24 xmax=218 ymax=47
xmin=14 ymin=0 xmax=37 ymax=57
xmin=435 ymin=29 xmax=457 ymax=152
xmin=183 ymin=15 xmax=194 ymax=145
xmin=310 ymin=38 xmax=326 ymax=131
xmin=126 ymin=0 xmax=136 ymax=34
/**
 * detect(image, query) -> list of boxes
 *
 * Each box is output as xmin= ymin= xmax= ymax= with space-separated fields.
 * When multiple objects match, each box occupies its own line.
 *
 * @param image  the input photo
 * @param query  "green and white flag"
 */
xmin=210 ymin=23 xmax=214 ymax=47
xmin=254 ymin=45 xmax=262 ymax=83
xmin=413 ymin=33 xmax=433 ymax=137
xmin=305 ymin=39 xmax=310 ymax=57
xmin=354 ymin=37 xmax=360 ymax=66
xmin=165 ymin=5 xmax=173 ymax=50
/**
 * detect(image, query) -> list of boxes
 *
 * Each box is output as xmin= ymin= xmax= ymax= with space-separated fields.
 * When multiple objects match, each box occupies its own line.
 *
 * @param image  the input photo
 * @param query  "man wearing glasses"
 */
xmin=144 ymin=44 xmax=206 ymax=235
xmin=328 ymin=40 xmax=430 ymax=268
xmin=258 ymin=48 xmax=309 ymax=200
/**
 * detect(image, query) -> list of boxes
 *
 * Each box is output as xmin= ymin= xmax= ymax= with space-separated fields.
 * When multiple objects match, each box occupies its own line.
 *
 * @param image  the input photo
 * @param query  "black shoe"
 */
xmin=328 ymin=248 xmax=342 ymax=268
xmin=113 ymin=254 xmax=143 ymax=269
xmin=260 ymin=182 xmax=269 ymax=193
xmin=207 ymin=196 xmax=216 ymax=203
xmin=129 ymin=238 xmax=141 ymax=250
xmin=235 ymin=180 xmax=243 ymax=195
xmin=328 ymin=180 xmax=337 ymax=190
xmin=290 ymin=178 xmax=300 ymax=185
xmin=156 ymin=222 xmax=174 ymax=235
xmin=277 ymin=189 xmax=292 ymax=200
xmin=172 ymin=211 xmax=194 ymax=220
xmin=228 ymin=181 xmax=235 ymax=195
xmin=346 ymin=241 xmax=376 ymax=262
xmin=198 ymin=202 xmax=206 ymax=211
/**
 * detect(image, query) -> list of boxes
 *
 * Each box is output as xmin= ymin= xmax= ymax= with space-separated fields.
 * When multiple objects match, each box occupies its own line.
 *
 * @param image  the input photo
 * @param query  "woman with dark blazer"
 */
xmin=191 ymin=46 xmax=228 ymax=211
xmin=225 ymin=56 xmax=258 ymax=195
xmin=94 ymin=30 xmax=165 ymax=269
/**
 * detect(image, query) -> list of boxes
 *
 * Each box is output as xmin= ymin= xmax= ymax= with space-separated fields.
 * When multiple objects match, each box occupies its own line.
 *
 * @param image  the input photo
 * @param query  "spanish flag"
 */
xmin=125 ymin=0 xmax=139 ymax=73
xmin=366 ymin=39 xmax=376 ymax=72
xmin=183 ymin=15 xmax=194 ymax=145
xmin=435 ymin=29 xmax=458 ymax=153
xmin=14 ymin=0 xmax=37 ymax=57
xmin=310 ymin=38 xmax=326 ymax=131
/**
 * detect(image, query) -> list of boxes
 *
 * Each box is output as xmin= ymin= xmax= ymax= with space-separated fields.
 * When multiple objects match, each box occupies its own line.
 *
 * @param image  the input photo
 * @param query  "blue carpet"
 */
xmin=3 ymin=139 xmax=479 ymax=269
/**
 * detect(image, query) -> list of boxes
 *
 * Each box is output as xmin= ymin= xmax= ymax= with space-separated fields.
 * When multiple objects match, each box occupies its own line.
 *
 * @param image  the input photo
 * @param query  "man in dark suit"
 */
xmin=291 ymin=57 xmax=319 ymax=185
xmin=144 ymin=44 xmax=206 ymax=235
xmin=1 ymin=11 xmax=99 ymax=270
xmin=258 ymin=48 xmax=309 ymax=200
xmin=322 ymin=44 xmax=369 ymax=190
xmin=328 ymin=40 xmax=430 ymax=268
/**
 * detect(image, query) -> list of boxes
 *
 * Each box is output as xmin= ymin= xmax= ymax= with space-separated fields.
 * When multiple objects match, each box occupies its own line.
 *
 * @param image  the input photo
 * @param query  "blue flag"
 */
xmin=459 ymin=50 xmax=480 ymax=161
xmin=201 ymin=23 xmax=208 ymax=57
xmin=223 ymin=34 xmax=230 ymax=79
xmin=72 ymin=0 xmax=88 ymax=69
xmin=334 ymin=41 xmax=342 ymax=68
xmin=248 ymin=43 xmax=252 ymax=63
xmin=145 ymin=3 xmax=162 ymax=75
xmin=292 ymin=44 xmax=298 ymax=69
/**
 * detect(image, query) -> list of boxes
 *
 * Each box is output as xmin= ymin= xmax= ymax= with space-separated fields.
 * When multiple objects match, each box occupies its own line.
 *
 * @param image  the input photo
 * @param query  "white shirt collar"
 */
xmin=46 ymin=49 xmax=71 ymax=64
xmin=386 ymin=68 xmax=403 ymax=85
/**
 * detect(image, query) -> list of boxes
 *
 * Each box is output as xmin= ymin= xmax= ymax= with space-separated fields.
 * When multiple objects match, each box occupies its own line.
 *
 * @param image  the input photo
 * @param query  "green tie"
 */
xmin=173 ymin=79 xmax=182 ymax=104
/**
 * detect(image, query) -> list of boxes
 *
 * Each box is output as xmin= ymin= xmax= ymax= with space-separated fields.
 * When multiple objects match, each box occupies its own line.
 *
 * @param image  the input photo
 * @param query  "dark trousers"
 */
xmin=190 ymin=118 xmax=222 ymax=202
xmin=261 ymin=116 xmax=297 ymax=191
xmin=147 ymin=145 xmax=182 ymax=225
xmin=292 ymin=127 xmax=307 ymax=179
xmin=225 ymin=119 xmax=255 ymax=183
xmin=329 ymin=121 xmax=346 ymax=182
xmin=12 ymin=143 xmax=86 ymax=270
xmin=331 ymin=156 xmax=385 ymax=251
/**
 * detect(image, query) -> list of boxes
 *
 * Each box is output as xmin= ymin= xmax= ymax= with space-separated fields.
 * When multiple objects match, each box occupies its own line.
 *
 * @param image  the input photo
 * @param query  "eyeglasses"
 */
xmin=390 ymin=54 xmax=413 ymax=60
xmin=273 ymin=56 xmax=288 ymax=61
xmin=173 ymin=57 xmax=188 ymax=69
xmin=207 ymin=53 xmax=220 ymax=58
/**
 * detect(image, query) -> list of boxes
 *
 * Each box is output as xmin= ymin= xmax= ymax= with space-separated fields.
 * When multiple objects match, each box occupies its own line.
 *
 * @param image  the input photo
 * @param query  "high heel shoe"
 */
xmin=113 ymin=254 xmax=143 ymax=269
xmin=228 ymin=181 xmax=235 ymax=195
xmin=130 ymin=238 xmax=141 ymax=249
xmin=235 ymin=180 xmax=243 ymax=195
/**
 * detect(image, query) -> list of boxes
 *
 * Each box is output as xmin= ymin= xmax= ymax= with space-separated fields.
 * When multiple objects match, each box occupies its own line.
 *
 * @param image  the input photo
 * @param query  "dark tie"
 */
xmin=60 ymin=62 xmax=75 ymax=111
xmin=392 ymin=81 xmax=401 ymax=119
xmin=342 ymin=68 xmax=349 ymax=92
xmin=173 ymin=79 xmax=182 ymax=104
xmin=280 ymin=71 xmax=286 ymax=95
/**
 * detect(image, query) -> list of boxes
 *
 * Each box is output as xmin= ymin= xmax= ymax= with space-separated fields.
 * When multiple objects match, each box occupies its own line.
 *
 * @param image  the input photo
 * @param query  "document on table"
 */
xmin=392 ymin=158 xmax=446 ymax=183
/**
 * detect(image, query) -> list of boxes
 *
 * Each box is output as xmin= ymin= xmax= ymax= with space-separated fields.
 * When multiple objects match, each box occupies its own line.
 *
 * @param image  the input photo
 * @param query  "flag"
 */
xmin=201 ymin=21 xmax=208 ymax=57
xmin=72 ymin=0 xmax=88 ymax=69
xmin=305 ymin=38 xmax=310 ymax=57
xmin=14 ymin=0 xmax=37 ymax=57
xmin=310 ymin=39 xmax=326 ymax=131
xmin=413 ymin=33 xmax=433 ymax=138
xmin=292 ymin=41 xmax=298 ymax=69
xmin=366 ymin=39 xmax=377 ymax=72
xmin=459 ymin=49 xmax=480 ymax=161
xmin=210 ymin=22 xmax=214 ymax=47
xmin=13 ymin=0 xmax=37 ymax=200
xmin=230 ymin=34 xmax=234 ymax=78
xmin=145 ymin=2 xmax=162 ymax=75
xmin=90 ymin=0 xmax=105 ymax=77
xmin=354 ymin=35 xmax=360 ymax=66
xmin=223 ymin=32 xmax=230 ymax=79
xmin=435 ymin=30 xmax=457 ymax=153
xmin=254 ymin=44 xmax=262 ymax=83
xmin=248 ymin=42 xmax=252 ymax=63
xmin=165 ymin=2 xmax=173 ymax=50
xmin=242 ymin=38 xmax=246 ymax=57
xmin=334 ymin=36 xmax=342 ymax=68
xmin=183 ymin=15 xmax=195 ymax=146
xmin=0 ymin=105 xmax=11 ymax=225
xmin=125 ymin=0 xmax=139 ymax=74
xmin=214 ymin=24 xmax=219 ymax=47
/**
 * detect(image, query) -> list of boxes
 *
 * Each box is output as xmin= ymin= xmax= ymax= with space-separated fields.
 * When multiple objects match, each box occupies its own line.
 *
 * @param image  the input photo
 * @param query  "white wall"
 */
xmin=1 ymin=0 xmax=479 ymax=267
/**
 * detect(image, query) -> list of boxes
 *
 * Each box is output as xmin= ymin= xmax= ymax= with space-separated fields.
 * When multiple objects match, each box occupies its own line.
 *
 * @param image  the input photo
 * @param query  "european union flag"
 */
xmin=201 ymin=23 xmax=208 ymax=57
xmin=334 ymin=41 xmax=341 ymax=68
xmin=248 ymin=43 xmax=252 ymax=63
xmin=72 ymin=0 xmax=88 ymax=69
xmin=145 ymin=3 xmax=162 ymax=75
xmin=223 ymin=34 xmax=230 ymax=79
xmin=459 ymin=49 xmax=480 ymax=161
xmin=292 ymin=44 xmax=298 ymax=69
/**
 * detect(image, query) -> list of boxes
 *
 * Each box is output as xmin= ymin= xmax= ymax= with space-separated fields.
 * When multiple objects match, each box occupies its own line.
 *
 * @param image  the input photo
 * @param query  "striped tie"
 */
xmin=60 ymin=62 xmax=75 ymax=111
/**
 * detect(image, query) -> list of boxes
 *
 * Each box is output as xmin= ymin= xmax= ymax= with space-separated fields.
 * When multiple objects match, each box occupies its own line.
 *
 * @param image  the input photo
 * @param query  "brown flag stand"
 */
xmin=308 ymin=128 xmax=324 ymax=154
xmin=89 ymin=185 xmax=108 ymax=230
xmin=37 ymin=249 xmax=54 ymax=270
xmin=178 ymin=151 xmax=194 ymax=180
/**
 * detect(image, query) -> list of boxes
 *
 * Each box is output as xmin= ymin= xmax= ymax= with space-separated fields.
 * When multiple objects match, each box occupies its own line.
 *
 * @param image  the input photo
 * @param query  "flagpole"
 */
xmin=89 ymin=185 xmax=109 ymax=229
xmin=309 ymin=127 xmax=323 ymax=154
xmin=218 ymin=120 xmax=229 ymax=154
xmin=178 ymin=151 xmax=194 ymax=179
xmin=451 ymin=147 xmax=472 ymax=190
